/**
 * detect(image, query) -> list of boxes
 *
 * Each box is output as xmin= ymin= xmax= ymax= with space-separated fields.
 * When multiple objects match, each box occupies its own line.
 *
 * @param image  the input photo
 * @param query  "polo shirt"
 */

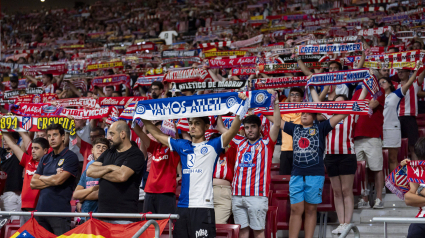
xmin=35 ymin=148 xmax=79 ymax=213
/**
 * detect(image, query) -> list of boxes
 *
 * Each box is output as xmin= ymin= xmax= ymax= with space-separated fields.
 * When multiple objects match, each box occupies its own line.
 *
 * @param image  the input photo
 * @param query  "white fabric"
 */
xmin=0 ymin=191 xmax=21 ymax=221
xmin=69 ymin=123 xmax=91 ymax=162
xmin=383 ymin=129 xmax=401 ymax=148
xmin=159 ymin=31 xmax=178 ymax=45
xmin=384 ymin=88 xmax=404 ymax=129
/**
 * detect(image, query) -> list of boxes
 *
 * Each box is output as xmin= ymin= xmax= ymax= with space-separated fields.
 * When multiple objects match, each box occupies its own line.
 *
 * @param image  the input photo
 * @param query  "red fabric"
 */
xmin=323 ymin=114 xmax=355 ymax=154
xmin=213 ymin=140 xmax=237 ymax=182
xmin=81 ymin=140 xmax=93 ymax=172
xmin=11 ymin=217 xmax=56 ymax=237
xmin=352 ymin=88 xmax=385 ymax=138
xmin=144 ymin=140 xmax=180 ymax=194
xmin=36 ymin=81 xmax=58 ymax=94
xmin=397 ymin=80 xmax=420 ymax=117
xmin=19 ymin=153 xmax=40 ymax=209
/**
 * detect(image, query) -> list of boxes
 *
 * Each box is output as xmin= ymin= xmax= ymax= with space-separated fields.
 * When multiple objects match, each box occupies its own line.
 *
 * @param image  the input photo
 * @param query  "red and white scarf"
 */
xmin=357 ymin=26 xmax=392 ymax=36
xmin=407 ymin=160 xmax=425 ymax=184
xmin=230 ymin=34 xmax=264 ymax=49
xmin=91 ymin=74 xmax=130 ymax=88
xmin=23 ymin=63 xmax=67 ymax=76
xmin=295 ymin=43 xmax=362 ymax=55
xmin=164 ymin=68 xmax=212 ymax=83
xmin=206 ymin=57 xmax=259 ymax=69
xmin=60 ymin=107 xmax=115 ymax=119
xmin=51 ymin=97 xmax=98 ymax=109
xmin=367 ymin=50 xmax=425 ymax=63
xmin=198 ymin=41 xmax=232 ymax=49
xmin=253 ymin=76 xmax=309 ymax=89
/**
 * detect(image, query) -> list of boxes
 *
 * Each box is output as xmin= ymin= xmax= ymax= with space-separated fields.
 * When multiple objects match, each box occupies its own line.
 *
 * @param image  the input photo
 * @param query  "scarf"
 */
xmin=407 ymin=160 xmax=425 ymax=184
xmin=119 ymin=102 xmax=136 ymax=121
xmin=58 ymin=107 xmax=114 ymax=119
xmin=160 ymin=119 xmax=176 ymax=138
xmin=22 ymin=63 xmax=67 ymax=76
xmin=0 ymin=99 xmax=15 ymax=105
xmin=204 ymin=51 xmax=247 ymax=58
xmin=295 ymin=43 xmax=362 ymax=55
xmin=303 ymin=19 xmax=333 ymax=27
xmin=12 ymin=103 xmax=63 ymax=117
xmin=257 ymin=100 xmax=370 ymax=115
xmin=164 ymin=68 xmax=213 ymax=83
xmin=259 ymin=62 xmax=330 ymax=73
xmin=174 ymin=80 xmax=248 ymax=91
xmin=0 ymin=116 xmax=76 ymax=135
xmin=161 ymin=50 xmax=198 ymax=58
xmin=278 ymin=54 xmax=324 ymax=63
xmin=370 ymin=0 xmax=391 ymax=3
xmin=367 ymin=50 xmax=425 ymax=63
xmin=231 ymin=67 xmax=257 ymax=76
xmin=14 ymin=93 xmax=57 ymax=104
xmin=206 ymin=57 xmax=260 ymax=69
xmin=357 ymin=26 xmax=392 ymax=36
xmin=98 ymin=96 xmax=150 ymax=109
xmin=363 ymin=60 xmax=420 ymax=70
xmin=294 ymin=34 xmax=315 ymax=45
xmin=307 ymin=36 xmax=359 ymax=45
xmin=198 ymin=41 xmax=232 ymax=49
xmin=86 ymin=61 xmax=124 ymax=72
xmin=134 ymin=75 xmax=164 ymax=88
xmin=402 ymin=19 xmax=425 ymax=26
xmin=91 ymin=74 xmax=130 ymax=88
xmin=253 ymin=76 xmax=309 ymax=89
xmin=133 ymin=90 xmax=272 ymax=120
xmin=307 ymin=69 xmax=380 ymax=96
xmin=230 ymin=34 xmax=264 ymax=49
xmin=243 ymin=45 xmax=284 ymax=53
xmin=162 ymin=57 xmax=202 ymax=65
xmin=2 ymin=79 xmax=27 ymax=89
xmin=126 ymin=43 xmax=155 ymax=54
xmin=51 ymin=97 xmax=98 ymax=109
xmin=386 ymin=165 xmax=410 ymax=200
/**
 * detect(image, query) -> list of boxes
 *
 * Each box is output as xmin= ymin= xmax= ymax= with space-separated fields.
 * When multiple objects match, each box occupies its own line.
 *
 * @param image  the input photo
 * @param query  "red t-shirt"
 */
xmin=144 ymin=140 xmax=180 ymax=194
xmin=352 ymin=88 xmax=385 ymax=139
xmin=36 ymin=81 xmax=58 ymax=94
xmin=19 ymin=153 xmax=40 ymax=209
xmin=213 ymin=140 xmax=237 ymax=182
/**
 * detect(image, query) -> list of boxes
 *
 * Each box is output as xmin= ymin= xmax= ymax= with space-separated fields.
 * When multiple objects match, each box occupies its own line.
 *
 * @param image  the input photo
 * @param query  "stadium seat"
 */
xmin=4 ymin=222 xmax=20 ymax=238
xmin=417 ymin=114 xmax=425 ymax=127
xmin=398 ymin=138 xmax=409 ymax=163
xmin=317 ymin=177 xmax=334 ymax=212
xmin=353 ymin=161 xmax=366 ymax=196
xmin=270 ymin=190 xmax=303 ymax=231
xmin=266 ymin=206 xmax=278 ymax=238
xmin=270 ymin=175 xmax=291 ymax=192
xmin=271 ymin=163 xmax=280 ymax=176
xmin=419 ymin=127 xmax=425 ymax=138
xmin=216 ymin=224 xmax=241 ymax=238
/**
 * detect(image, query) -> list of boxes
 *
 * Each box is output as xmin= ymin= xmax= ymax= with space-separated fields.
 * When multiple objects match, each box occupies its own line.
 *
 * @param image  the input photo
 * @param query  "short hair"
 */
xmin=151 ymin=81 xmax=164 ymax=90
xmin=32 ymin=137 xmax=49 ymax=150
xmin=43 ymin=74 xmax=53 ymax=82
xmin=105 ymin=86 xmax=114 ymax=91
xmin=113 ymin=91 xmax=122 ymax=96
xmin=415 ymin=137 xmax=425 ymax=160
xmin=92 ymin=137 xmax=110 ymax=149
xmin=154 ymin=121 xmax=162 ymax=127
xmin=115 ymin=121 xmax=130 ymax=138
xmin=289 ymin=87 xmax=304 ymax=97
xmin=188 ymin=117 xmax=210 ymax=125
xmin=10 ymin=132 xmax=20 ymax=141
xmin=91 ymin=127 xmax=105 ymax=136
xmin=328 ymin=61 xmax=342 ymax=70
xmin=209 ymin=133 xmax=221 ymax=140
xmin=9 ymin=75 xmax=19 ymax=83
xmin=334 ymin=94 xmax=348 ymax=101
xmin=242 ymin=115 xmax=262 ymax=127
xmin=46 ymin=124 xmax=65 ymax=136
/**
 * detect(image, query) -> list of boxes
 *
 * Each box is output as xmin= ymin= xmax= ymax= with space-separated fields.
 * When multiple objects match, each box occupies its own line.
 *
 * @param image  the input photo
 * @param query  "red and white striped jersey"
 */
xmin=322 ymin=114 xmax=355 ymax=154
xmin=232 ymin=134 xmax=276 ymax=197
xmin=417 ymin=206 xmax=425 ymax=217
xmin=213 ymin=139 xmax=237 ymax=182
xmin=396 ymin=80 xmax=420 ymax=117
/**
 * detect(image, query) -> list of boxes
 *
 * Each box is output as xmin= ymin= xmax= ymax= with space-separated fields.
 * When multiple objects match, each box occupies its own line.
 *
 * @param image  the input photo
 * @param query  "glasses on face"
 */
xmin=290 ymin=93 xmax=301 ymax=97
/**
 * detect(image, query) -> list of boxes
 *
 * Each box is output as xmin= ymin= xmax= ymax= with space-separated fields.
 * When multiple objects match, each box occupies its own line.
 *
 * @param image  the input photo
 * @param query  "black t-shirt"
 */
xmin=97 ymin=145 xmax=145 ymax=214
xmin=0 ymin=148 xmax=23 ymax=192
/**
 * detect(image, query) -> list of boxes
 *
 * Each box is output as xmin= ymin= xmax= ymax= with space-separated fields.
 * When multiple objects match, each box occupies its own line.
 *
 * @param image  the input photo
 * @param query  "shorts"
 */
xmin=324 ymin=154 xmax=357 ymax=177
xmin=355 ymin=137 xmax=383 ymax=171
xmin=232 ymin=196 xmax=268 ymax=230
xmin=407 ymin=223 xmax=425 ymax=238
xmin=143 ymin=192 xmax=176 ymax=214
xmin=399 ymin=116 xmax=419 ymax=146
xmin=279 ymin=151 xmax=293 ymax=175
xmin=418 ymin=100 xmax=425 ymax=115
xmin=289 ymin=175 xmax=325 ymax=205
xmin=383 ymin=129 xmax=401 ymax=148
xmin=173 ymin=207 xmax=216 ymax=238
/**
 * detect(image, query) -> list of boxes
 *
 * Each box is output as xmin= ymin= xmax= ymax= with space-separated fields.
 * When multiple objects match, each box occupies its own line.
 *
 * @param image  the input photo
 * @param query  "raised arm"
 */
xmin=141 ymin=119 xmax=170 ymax=147
xmin=329 ymin=114 xmax=349 ymax=128
xmin=18 ymin=132 xmax=32 ymax=154
xmin=309 ymin=86 xmax=321 ymax=102
xmin=221 ymin=115 xmax=241 ymax=147
xmin=67 ymin=80 xmax=83 ymax=97
xmin=26 ymin=75 xmax=38 ymax=85
xmin=133 ymin=122 xmax=151 ymax=149
xmin=2 ymin=133 xmax=24 ymax=161
xmin=215 ymin=115 xmax=229 ymax=134
xmin=269 ymin=91 xmax=281 ymax=142
xmin=402 ymin=69 xmax=418 ymax=95
xmin=356 ymin=50 xmax=366 ymax=69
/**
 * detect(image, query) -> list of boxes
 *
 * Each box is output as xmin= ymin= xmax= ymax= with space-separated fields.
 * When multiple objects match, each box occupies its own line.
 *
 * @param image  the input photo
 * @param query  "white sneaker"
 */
xmin=373 ymin=198 xmax=384 ymax=209
xmin=358 ymin=198 xmax=371 ymax=208
xmin=332 ymin=224 xmax=344 ymax=234
xmin=340 ymin=223 xmax=349 ymax=233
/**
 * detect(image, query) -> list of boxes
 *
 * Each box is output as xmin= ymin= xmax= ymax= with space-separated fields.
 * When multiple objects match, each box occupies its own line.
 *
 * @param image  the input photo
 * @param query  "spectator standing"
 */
xmin=87 ymin=121 xmax=145 ymax=224
xmin=30 ymin=124 xmax=79 ymax=235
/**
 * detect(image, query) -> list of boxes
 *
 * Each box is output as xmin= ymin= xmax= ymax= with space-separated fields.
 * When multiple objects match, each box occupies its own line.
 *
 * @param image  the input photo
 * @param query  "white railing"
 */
xmin=338 ymin=223 xmax=360 ymax=238
xmin=372 ymin=217 xmax=425 ymax=238
xmin=0 ymin=211 xmax=179 ymax=238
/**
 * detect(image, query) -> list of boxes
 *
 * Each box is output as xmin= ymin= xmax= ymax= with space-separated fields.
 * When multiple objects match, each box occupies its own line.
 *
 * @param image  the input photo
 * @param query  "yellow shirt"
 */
xmin=281 ymin=113 xmax=302 ymax=151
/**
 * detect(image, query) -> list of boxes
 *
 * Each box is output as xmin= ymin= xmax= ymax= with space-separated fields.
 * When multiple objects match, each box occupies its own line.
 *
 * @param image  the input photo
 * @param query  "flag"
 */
xmin=57 ymin=218 xmax=169 ymax=238
xmin=385 ymin=165 xmax=410 ymax=200
xmin=10 ymin=217 xmax=56 ymax=238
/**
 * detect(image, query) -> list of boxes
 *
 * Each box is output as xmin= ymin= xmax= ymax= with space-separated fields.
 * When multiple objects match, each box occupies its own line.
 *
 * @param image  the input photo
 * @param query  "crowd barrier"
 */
xmin=372 ymin=217 xmax=425 ymax=238
xmin=0 ymin=211 xmax=179 ymax=238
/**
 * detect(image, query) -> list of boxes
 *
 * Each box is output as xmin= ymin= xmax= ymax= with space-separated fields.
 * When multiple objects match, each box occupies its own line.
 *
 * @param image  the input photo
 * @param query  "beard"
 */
xmin=152 ymin=94 xmax=159 ymax=99
xmin=109 ymin=139 xmax=121 ymax=150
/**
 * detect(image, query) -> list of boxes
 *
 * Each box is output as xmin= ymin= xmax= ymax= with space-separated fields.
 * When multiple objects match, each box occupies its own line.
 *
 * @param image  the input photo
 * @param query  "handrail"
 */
xmin=373 ymin=217 xmax=425 ymax=238
xmin=338 ymin=223 xmax=360 ymax=238
xmin=132 ymin=220 xmax=159 ymax=238
xmin=0 ymin=211 xmax=179 ymax=220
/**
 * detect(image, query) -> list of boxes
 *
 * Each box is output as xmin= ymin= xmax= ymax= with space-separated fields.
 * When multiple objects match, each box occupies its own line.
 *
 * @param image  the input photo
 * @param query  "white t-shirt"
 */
xmin=383 ymin=88 xmax=404 ymax=130
xmin=159 ymin=31 xmax=178 ymax=45
xmin=335 ymin=84 xmax=349 ymax=98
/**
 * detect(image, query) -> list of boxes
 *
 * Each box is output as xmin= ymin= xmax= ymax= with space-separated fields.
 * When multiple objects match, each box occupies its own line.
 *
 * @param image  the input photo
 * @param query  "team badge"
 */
xmin=58 ymin=158 xmax=64 ymax=166
xmin=254 ymin=92 xmax=267 ymax=105
xmin=219 ymin=159 xmax=226 ymax=166
xmin=200 ymin=147 xmax=208 ymax=155
xmin=32 ymin=94 xmax=41 ymax=103
xmin=226 ymin=96 xmax=237 ymax=108
xmin=309 ymin=129 xmax=316 ymax=136
xmin=22 ymin=117 xmax=32 ymax=131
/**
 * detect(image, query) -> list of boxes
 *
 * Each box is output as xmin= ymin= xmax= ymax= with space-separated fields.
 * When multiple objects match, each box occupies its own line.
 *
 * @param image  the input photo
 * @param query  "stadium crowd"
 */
xmin=1 ymin=0 xmax=425 ymax=237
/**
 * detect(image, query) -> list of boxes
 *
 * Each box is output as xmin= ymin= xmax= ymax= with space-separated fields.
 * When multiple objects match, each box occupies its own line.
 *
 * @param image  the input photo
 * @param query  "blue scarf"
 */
xmin=133 ymin=90 xmax=272 ymax=120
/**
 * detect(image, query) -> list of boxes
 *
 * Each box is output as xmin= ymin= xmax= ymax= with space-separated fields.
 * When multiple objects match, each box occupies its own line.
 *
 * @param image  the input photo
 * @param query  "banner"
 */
xmin=366 ymin=50 xmax=425 ymax=63
xmin=230 ymin=34 xmax=264 ymax=49
xmin=204 ymin=50 xmax=247 ymax=58
xmin=259 ymin=62 xmax=330 ymax=73
xmin=23 ymin=63 xmax=67 ymax=76
xmin=357 ymin=26 xmax=392 ymax=36
xmin=363 ymin=61 xmax=419 ymax=69
xmin=10 ymin=217 xmax=56 ymax=238
xmin=60 ymin=107 xmax=113 ymax=119
xmin=12 ymin=103 xmax=63 ymax=117
xmin=257 ymin=100 xmax=370 ymax=115
xmin=161 ymin=50 xmax=198 ymax=58
xmin=307 ymin=36 xmax=359 ymax=44
xmin=164 ymin=68 xmax=213 ymax=83
xmin=51 ymin=97 xmax=98 ymax=109
xmin=161 ymin=57 xmax=202 ymax=64
xmin=231 ymin=67 xmax=257 ymax=76
xmin=171 ymin=80 xmax=248 ymax=91
xmin=14 ymin=93 xmax=57 ymax=104
xmin=295 ymin=43 xmax=362 ymax=55
xmin=254 ymin=76 xmax=309 ymax=89
xmin=206 ymin=57 xmax=259 ymax=68
xmin=98 ymin=96 xmax=150 ymax=108
xmin=134 ymin=75 xmax=164 ymax=88
xmin=386 ymin=165 xmax=409 ymax=200
xmin=278 ymin=54 xmax=323 ymax=63
xmin=91 ymin=74 xmax=130 ymax=88
xmin=133 ymin=90 xmax=272 ymax=120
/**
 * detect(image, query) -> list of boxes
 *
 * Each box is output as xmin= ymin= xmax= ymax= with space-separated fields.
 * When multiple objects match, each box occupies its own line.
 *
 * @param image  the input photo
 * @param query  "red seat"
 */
xmin=417 ymin=114 xmax=425 ymax=127
xmin=382 ymin=149 xmax=389 ymax=179
xmin=266 ymin=206 xmax=278 ymax=238
xmin=317 ymin=177 xmax=334 ymax=212
xmin=271 ymin=163 xmax=280 ymax=176
xmin=4 ymin=222 xmax=20 ymax=238
xmin=175 ymin=180 xmax=182 ymax=200
xmin=419 ymin=128 xmax=425 ymax=138
xmin=216 ymin=224 xmax=241 ymax=238
xmin=270 ymin=175 xmax=290 ymax=192
xmin=398 ymin=138 xmax=409 ymax=163
xmin=270 ymin=190 xmax=303 ymax=231
xmin=353 ymin=161 xmax=366 ymax=196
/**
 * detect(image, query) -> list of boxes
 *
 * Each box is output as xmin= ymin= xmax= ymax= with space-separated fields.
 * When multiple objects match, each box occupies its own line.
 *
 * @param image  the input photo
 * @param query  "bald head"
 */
xmin=107 ymin=120 xmax=131 ymax=149
xmin=115 ymin=120 xmax=130 ymax=138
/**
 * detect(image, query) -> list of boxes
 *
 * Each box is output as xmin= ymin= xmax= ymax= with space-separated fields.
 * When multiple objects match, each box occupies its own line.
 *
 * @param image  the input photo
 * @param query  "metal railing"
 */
xmin=373 ymin=217 xmax=425 ymax=238
xmin=0 ymin=211 xmax=179 ymax=238
xmin=338 ymin=223 xmax=360 ymax=238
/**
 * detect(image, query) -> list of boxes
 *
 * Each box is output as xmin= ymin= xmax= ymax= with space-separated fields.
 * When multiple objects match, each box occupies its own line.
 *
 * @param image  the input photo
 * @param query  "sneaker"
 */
xmin=358 ymin=199 xmax=371 ymax=208
xmin=373 ymin=198 xmax=384 ymax=209
xmin=332 ymin=224 xmax=344 ymax=234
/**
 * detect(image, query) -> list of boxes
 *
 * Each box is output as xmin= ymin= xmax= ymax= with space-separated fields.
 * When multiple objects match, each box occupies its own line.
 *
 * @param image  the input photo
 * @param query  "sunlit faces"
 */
xmin=188 ymin=118 xmax=209 ymax=139
xmin=92 ymin=143 xmax=109 ymax=160
xmin=47 ymin=129 xmax=65 ymax=150
xmin=243 ymin=123 xmax=262 ymax=141
xmin=301 ymin=112 xmax=316 ymax=126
